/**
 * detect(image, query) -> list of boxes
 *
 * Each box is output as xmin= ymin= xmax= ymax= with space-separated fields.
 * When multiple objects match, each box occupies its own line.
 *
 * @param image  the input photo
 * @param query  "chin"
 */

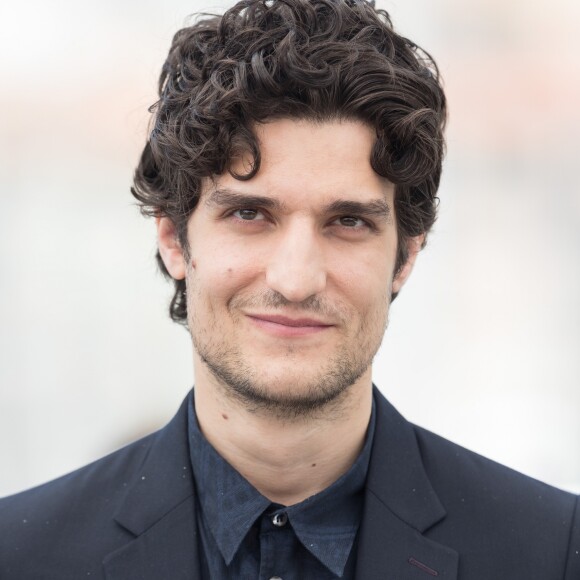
xmin=211 ymin=358 xmax=365 ymax=418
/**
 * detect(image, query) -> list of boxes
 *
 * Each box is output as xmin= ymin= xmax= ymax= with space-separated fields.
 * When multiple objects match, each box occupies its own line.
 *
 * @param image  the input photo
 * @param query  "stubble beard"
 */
xmin=188 ymin=288 xmax=389 ymax=421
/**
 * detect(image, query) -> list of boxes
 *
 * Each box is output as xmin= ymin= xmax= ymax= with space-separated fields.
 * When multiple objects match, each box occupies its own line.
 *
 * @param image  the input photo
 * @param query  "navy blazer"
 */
xmin=1 ymin=388 xmax=579 ymax=579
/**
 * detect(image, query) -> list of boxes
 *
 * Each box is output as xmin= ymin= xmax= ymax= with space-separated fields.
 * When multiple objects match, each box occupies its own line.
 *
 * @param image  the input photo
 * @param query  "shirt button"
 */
xmin=271 ymin=512 xmax=288 ymax=527
xmin=270 ymin=577 xmax=283 ymax=580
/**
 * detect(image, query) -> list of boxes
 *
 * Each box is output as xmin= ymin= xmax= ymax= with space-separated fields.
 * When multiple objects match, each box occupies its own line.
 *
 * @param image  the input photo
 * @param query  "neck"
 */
xmin=193 ymin=365 xmax=374 ymax=506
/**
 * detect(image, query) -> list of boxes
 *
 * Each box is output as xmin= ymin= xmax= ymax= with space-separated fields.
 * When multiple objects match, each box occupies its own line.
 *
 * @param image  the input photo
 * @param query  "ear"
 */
xmin=156 ymin=216 xmax=186 ymax=280
xmin=392 ymin=235 xmax=424 ymax=294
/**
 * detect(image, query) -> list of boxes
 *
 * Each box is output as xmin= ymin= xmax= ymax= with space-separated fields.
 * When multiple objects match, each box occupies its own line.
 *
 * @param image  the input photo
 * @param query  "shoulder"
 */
xmin=369 ymin=389 xmax=580 ymax=576
xmin=412 ymin=424 xmax=580 ymax=575
xmin=413 ymin=422 xmax=576 ymax=512
xmin=372 ymin=387 xmax=576 ymax=515
xmin=0 ymin=430 xmax=156 ymax=511
xmin=0 ymin=392 xmax=193 ymax=579
xmin=0 ymin=432 xmax=156 ymax=576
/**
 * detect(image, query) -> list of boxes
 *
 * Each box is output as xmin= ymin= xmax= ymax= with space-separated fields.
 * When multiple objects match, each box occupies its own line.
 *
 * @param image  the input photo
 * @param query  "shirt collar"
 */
xmin=188 ymin=391 xmax=376 ymax=576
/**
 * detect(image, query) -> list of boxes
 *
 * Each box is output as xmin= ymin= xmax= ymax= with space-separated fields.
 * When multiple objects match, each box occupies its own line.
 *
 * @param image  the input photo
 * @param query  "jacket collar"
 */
xmin=104 ymin=392 xmax=202 ymax=580
xmin=354 ymin=386 xmax=458 ymax=579
xmin=103 ymin=388 xmax=458 ymax=579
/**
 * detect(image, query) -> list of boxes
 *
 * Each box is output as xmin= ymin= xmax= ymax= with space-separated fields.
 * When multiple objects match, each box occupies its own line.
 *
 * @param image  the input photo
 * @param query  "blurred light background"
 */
xmin=0 ymin=0 xmax=578 ymax=497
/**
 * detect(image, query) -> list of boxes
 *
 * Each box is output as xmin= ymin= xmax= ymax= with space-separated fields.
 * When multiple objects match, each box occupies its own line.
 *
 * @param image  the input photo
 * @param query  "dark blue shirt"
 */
xmin=187 ymin=393 xmax=376 ymax=579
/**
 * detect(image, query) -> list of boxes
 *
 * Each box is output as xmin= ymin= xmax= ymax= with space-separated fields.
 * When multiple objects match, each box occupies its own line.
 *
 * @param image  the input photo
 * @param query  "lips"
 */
xmin=246 ymin=313 xmax=334 ymax=337
xmin=248 ymin=314 xmax=333 ymax=327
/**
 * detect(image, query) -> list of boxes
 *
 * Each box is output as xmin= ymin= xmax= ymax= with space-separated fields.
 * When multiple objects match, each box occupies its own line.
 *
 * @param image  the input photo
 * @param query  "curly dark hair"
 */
xmin=131 ymin=0 xmax=447 ymax=325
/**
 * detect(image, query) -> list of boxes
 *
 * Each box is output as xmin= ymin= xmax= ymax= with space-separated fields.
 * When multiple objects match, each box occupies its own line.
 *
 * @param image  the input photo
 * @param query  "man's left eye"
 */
xmin=335 ymin=216 xmax=366 ymax=228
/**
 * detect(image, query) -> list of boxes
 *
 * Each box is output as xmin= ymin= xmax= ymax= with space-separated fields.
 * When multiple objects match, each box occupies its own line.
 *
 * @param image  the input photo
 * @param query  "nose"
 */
xmin=265 ymin=220 xmax=327 ymax=303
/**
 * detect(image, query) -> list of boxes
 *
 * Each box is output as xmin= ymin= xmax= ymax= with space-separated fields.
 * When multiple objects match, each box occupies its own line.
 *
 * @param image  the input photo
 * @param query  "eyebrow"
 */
xmin=326 ymin=199 xmax=392 ymax=222
xmin=204 ymin=187 xmax=392 ymax=221
xmin=204 ymin=188 xmax=288 ymax=212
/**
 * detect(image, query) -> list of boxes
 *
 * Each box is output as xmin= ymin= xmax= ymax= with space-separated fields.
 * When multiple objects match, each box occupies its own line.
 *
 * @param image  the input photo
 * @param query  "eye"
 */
xmin=232 ymin=208 xmax=265 ymax=221
xmin=334 ymin=216 xmax=368 ymax=228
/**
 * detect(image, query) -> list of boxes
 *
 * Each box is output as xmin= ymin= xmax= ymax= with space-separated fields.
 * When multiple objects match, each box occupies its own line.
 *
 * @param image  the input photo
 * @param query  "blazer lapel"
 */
xmin=103 ymin=393 xmax=202 ymax=580
xmin=355 ymin=388 xmax=459 ymax=579
xmin=102 ymin=388 xmax=458 ymax=579
xmin=103 ymin=495 xmax=200 ymax=580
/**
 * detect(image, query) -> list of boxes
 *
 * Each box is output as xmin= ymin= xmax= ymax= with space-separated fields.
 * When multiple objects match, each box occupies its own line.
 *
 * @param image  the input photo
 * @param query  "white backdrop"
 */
xmin=1 ymin=0 xmax=579 ymax=497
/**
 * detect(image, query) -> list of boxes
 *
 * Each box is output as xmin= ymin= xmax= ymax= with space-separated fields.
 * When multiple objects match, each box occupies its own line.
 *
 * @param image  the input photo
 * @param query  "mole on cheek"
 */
xmin=227 ymin=268 xmax=233 ymax=275
xmin=221 ymin=413 xmax=229 ymax=420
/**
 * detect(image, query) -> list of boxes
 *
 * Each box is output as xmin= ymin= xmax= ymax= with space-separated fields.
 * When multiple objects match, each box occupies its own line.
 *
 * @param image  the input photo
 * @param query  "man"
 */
xmin=0 ymin=0 xmax=578 ymax=578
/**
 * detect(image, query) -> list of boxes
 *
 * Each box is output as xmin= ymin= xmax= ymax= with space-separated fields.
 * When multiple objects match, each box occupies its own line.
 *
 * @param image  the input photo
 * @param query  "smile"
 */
xmin=246 ymin=314 xmax=334 ymax=337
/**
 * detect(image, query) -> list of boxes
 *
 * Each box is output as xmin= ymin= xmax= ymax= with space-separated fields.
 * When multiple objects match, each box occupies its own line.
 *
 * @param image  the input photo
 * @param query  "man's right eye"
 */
xmin=232 ymin=208 xmax=265 ymax=221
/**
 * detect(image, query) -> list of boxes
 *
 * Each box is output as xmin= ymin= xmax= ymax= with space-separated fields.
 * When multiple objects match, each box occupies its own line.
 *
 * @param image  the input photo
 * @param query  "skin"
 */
xmin=157 ymin=118 xmax=421 ymax=505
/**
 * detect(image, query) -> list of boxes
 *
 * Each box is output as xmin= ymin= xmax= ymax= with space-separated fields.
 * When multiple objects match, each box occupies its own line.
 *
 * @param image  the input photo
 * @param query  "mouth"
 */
xmin=246 ymin=313 xmax=334 ymax=337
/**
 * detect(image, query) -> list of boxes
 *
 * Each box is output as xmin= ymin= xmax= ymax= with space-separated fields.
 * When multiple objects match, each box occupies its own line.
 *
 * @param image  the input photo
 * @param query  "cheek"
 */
xmin=330 ymin=249 xmax=393 ymax=305
xmin=191 ymin=245 xmax=264 ymax=304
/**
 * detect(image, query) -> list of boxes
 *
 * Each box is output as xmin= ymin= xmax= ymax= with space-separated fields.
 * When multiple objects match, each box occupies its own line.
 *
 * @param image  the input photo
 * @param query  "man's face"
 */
xmin=165 ymin=119 xmax=413 ymax=416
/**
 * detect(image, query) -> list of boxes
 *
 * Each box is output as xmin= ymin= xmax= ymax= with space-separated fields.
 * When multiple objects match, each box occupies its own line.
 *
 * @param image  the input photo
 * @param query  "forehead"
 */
xmin=205 ymin=118 xmax=394 ymax=207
